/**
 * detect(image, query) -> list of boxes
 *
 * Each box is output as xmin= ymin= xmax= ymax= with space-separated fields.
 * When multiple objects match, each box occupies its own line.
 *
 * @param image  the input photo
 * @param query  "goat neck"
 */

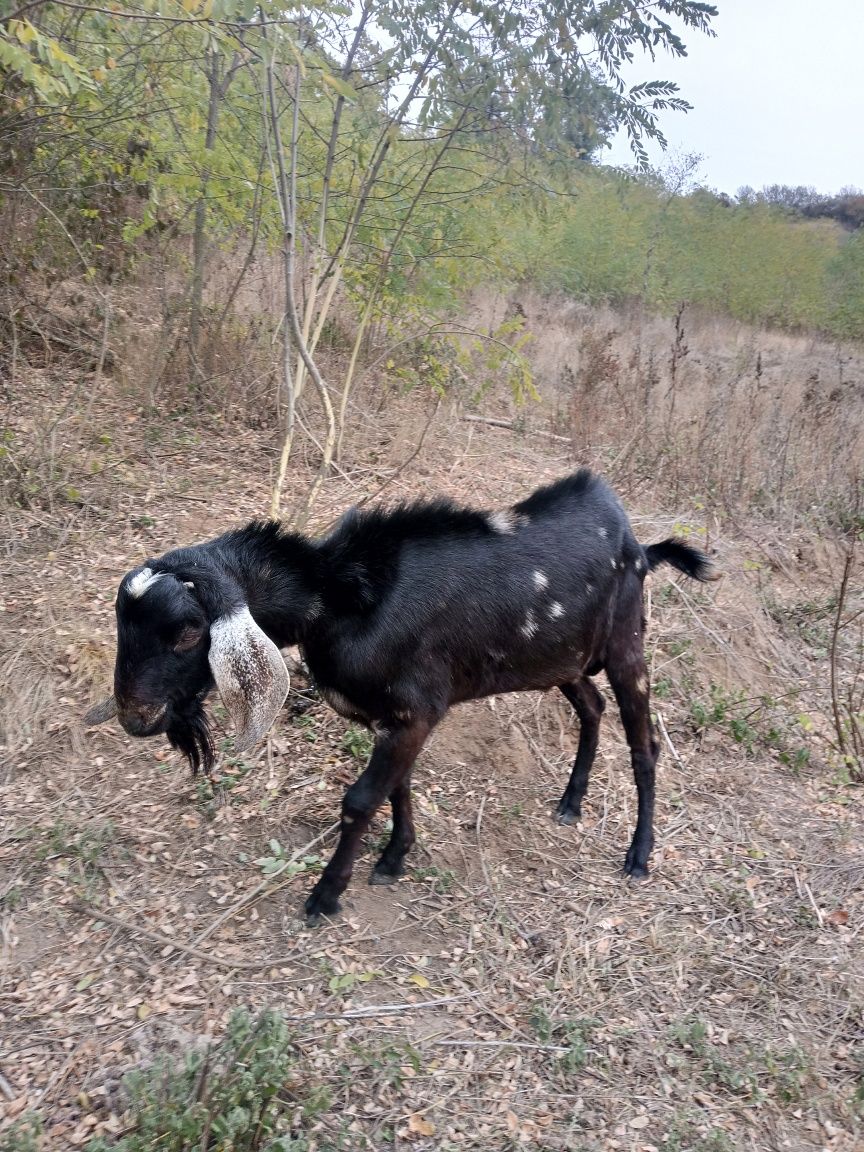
xmin=209 ymin=521 xmax=320 ymax=647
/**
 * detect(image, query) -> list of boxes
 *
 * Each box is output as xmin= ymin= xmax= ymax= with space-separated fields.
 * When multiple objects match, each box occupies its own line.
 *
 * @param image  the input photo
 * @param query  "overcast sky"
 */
xmin=601 ymin=0 xmax=864 ymax=195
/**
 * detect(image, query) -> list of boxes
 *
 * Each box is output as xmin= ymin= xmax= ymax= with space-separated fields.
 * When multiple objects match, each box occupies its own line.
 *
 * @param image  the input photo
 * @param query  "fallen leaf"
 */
xmin=407 ymin=1113 xmax=435 ymax=1136
xmin=825 ymin=908 xmax=849 ymax=926
xmin=629 ymin=1114 xmax=650 ymax=1129
xmin=409 ymin=972 xmax=431 ymax=989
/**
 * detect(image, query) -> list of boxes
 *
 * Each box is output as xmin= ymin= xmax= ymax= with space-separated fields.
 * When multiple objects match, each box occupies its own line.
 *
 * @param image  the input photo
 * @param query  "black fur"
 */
xmin=645 ymin=539 xmax=716 ymax=582
xmin=108 ymin=470 xmax=717 ymax=922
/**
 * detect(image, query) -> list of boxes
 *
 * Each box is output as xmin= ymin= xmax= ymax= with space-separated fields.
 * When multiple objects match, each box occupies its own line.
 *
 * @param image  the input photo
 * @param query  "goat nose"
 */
xmin=121 ymin=710 xmax=149 ymax=736
xmin=120 ymin=703 xmax=166 ymax=736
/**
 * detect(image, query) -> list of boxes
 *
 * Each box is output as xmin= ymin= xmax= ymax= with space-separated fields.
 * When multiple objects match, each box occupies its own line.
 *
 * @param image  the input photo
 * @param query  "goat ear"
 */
xmin=207 ymin=606 xmax=289 ymax=753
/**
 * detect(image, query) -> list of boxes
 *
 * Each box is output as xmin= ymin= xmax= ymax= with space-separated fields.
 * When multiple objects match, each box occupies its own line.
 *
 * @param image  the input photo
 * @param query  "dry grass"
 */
xmin=1 ymin=302 xmax=862 ymax=1151
xmin=470 ymin=289 xmax=864 ymax=521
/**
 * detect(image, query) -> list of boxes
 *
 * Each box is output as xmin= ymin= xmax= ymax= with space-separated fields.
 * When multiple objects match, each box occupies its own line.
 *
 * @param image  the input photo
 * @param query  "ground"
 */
xmin=1 ymin=309 xmax=862 ymax=1151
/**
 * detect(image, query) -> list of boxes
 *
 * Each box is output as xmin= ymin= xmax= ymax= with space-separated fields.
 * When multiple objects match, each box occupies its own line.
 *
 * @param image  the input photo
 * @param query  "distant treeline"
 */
xmin=1 ymin=0 xmax=861 ymax=347
xmin=495 ymin=174 xmax=864 ymax=340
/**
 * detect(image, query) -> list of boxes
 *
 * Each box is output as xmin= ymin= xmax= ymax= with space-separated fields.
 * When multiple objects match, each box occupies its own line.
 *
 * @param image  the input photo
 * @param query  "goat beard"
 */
xmin=166 ymin=696 xmax=214 ymax=776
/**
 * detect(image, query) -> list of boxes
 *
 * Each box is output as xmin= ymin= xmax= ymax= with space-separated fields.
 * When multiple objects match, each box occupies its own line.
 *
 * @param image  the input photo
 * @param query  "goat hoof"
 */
xmin=369 ymin=867 xmax=400 ymax=886
xmin=624 ymin=860 xmax=650 ymax=880
xmin=304 ymin=890 xmax=341 ymax=925
xmin=555 ymin=804 xmax=580 ymax=826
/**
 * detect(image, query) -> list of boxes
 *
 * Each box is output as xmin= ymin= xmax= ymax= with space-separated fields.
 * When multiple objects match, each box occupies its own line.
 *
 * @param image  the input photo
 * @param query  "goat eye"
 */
xmin=174 ymin=625 xmax=204 ymax=653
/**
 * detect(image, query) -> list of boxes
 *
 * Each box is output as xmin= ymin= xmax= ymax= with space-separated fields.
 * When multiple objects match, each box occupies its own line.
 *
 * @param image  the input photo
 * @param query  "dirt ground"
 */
xmin=1 ymin=329 xmax=863 ymax=1151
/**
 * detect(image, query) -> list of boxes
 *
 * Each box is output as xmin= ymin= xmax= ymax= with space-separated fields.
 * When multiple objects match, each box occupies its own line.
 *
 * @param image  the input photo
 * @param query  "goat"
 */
xmin=90 ymin=470 xmax=717 ymax=923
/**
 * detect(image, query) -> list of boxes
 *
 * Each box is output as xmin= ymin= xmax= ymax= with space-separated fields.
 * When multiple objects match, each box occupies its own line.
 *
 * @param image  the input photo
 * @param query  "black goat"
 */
xmin=91 ymin=470 xmax=716 ymax=923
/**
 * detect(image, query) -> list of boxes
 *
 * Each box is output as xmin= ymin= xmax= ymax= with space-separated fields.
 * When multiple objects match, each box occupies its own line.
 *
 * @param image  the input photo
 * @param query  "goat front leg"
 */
xmin=305 ymin=721 xmax=431 ymax=924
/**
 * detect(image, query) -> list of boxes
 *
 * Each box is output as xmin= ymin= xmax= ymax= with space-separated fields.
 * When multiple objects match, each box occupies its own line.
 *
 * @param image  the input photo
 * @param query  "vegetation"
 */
xmin=1 ymin=5 xmax=863 ymax=1149
xmin=84 ymin=1008 xmax=327 ymax=1151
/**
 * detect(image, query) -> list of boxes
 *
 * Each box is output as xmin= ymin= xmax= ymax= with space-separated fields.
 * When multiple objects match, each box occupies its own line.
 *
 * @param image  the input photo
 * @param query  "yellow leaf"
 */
xmin=136 ymin=1003 xmax=151 ymax=1020
xmin=14 ymin=20 xmax=38 ymax=45
xmin=106 ymin=57 xmax=117 ymax=70
xmin=409 ymin=972 xmax=430 ymax=989
xmin=407 ymin=1113 xmax=435 ymax=1136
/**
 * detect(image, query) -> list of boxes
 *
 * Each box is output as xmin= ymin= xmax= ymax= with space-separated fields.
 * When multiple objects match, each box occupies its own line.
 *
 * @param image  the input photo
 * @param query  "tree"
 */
xmin=1 ymin=0 xmax=719 ymax=518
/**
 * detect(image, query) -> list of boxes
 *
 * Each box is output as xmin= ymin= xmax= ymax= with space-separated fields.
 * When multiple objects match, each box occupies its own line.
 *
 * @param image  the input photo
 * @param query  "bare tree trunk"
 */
xmin=189 ymin=49 xmax=223 ymax=373
xmin=264 ymin=49 xmax=335 ymax=521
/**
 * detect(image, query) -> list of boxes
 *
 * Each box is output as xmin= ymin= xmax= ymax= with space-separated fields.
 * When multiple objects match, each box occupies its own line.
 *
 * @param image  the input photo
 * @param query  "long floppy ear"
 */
xmin=208 ymin=607 xmax=289 ymax=752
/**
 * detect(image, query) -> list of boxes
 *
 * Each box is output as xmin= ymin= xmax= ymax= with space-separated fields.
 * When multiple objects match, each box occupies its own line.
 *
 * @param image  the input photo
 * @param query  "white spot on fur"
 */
xmin=533 ymin=569 xmax=548 ymax=590
xmin=520 ymin=608 xmax=538 ymax=639
xmin=597 ymin=526 xmax=607 ymax=538
xmin=585 ymin=583 xmax=594 ymax=595
xmin=610 ymin=558 xmax=617 ymax=569
xmin=548 ymin=601 xmax=564 ymax=619
xmin=322 ymin=687 xmax=367 ymax=720
xmin=634 ymin=557 xmax=644 ymax=572
xmin=127 ymin=567 xmax=165 ymax=599
xmin=489 ymin=510 xmax=515 ymax=534
xmin=488 ymin=509 xmax=529 ymax=534
xmin=636 ymin=675 xmax=649 ymax=695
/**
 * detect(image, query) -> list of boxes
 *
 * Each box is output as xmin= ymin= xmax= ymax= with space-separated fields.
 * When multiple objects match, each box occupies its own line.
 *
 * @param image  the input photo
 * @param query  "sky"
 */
xmin=601 ymin=0 xmax=864 ymax=196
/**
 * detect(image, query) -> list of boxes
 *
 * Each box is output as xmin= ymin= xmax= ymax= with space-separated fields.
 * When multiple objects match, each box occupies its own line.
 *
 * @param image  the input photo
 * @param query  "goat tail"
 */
xmin=644 ymin=538 xmax=719 ymax=582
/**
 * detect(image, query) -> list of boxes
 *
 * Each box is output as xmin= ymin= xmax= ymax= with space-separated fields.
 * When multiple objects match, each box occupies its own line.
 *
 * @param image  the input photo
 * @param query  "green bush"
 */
xmin=87 ymin=1009 xmax=328 ymax=1152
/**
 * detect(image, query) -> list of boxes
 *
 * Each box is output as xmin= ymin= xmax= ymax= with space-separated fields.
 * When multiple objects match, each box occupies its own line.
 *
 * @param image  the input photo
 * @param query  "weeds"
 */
xmin=36 ymin=819 xmax=115 ymax=886
xmin=412 ymin=865 xmax=456 ymax=894
xmin=667 ymin=1017 xmax=812 ymax=1105
xmin=661 ymin=1116 xmax=734 ymax=1152
xmin=341 ymin=726 xmax=374 ymax=762
xmin=530 ymin=1008 xmax=598 ymax=1074
xmin=254 ymin=839 xmax=322 ymax=880
xmin=0 ymin=1115 xmax=42 ymax=1152
xmin=86 ymin=1009 xmax=327 ymax=1152
xmin=688 ymin=684 xmax=811 ymax=768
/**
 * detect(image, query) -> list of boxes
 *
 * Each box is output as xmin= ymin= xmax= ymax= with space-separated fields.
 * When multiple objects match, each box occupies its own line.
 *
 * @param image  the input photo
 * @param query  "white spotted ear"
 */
xmin=207 ymin=607 xmax=289 ymax=753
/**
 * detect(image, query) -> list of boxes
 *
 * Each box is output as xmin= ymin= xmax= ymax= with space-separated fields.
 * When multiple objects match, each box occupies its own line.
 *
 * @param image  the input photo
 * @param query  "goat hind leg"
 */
xmin=606 ymin=658 xmax=658 ymax=878
xmin=556 ymin=678 xmax=605 ymax=825
xmin=370 ymin=776 xmax=415 ymax=885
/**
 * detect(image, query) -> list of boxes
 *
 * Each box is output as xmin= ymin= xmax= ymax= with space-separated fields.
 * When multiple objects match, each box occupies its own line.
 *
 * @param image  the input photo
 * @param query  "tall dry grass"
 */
xmin=471 ymin=289 xmax=863 ymax=524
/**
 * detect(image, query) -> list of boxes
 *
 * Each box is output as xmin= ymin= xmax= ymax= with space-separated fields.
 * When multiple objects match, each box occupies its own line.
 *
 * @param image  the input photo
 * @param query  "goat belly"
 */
xmin=317 ymin=684 xmax=370 ymax=723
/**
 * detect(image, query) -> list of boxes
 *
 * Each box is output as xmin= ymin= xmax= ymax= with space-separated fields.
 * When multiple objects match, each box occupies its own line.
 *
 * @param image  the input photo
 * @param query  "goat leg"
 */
xmin=556 ymin=678 xmax=605 ymax=824
xmin=370 ymin=776 xmax=416 ymax=884
xmin=304 ymin=720 xmax=431 ymax=925
xmin=606 ymin=657 xmax=658 ymax=879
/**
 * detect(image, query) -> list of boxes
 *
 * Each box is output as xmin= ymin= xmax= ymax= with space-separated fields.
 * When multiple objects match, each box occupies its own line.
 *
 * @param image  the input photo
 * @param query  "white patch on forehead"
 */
xmin=520 ymin=608 xmax=538 ymax=639
xmin=548 ymin=601 xmax=564 ymax=619
xmin=533 ymin=569 xmax=548 ymax=590
xmin=597 ymin=526 xmax=607 ymax=538
xmin=127 ymin=567 xmax=166 ymax=599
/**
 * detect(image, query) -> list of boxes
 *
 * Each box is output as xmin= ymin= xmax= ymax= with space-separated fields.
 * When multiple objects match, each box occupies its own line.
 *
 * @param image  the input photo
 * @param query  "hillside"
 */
xmin=1 ymin=293 xmax=862 ymax=1151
